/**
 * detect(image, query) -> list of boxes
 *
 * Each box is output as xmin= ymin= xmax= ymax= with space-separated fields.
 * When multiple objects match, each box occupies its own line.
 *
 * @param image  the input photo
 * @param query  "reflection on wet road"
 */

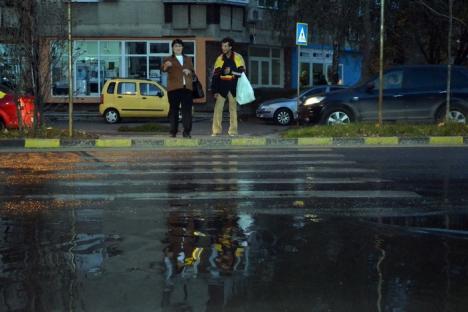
xmin=0 ymin=147 xmax=467 ymax=311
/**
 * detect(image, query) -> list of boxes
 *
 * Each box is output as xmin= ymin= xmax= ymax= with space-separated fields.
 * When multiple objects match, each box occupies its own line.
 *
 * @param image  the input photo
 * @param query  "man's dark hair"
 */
xmin=221 ymin=37 xmax=234 ymax=47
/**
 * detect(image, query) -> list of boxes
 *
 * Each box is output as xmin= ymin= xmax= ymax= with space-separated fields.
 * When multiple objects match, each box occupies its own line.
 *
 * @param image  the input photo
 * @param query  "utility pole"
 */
xmin=377 ymin=0 xmax=385 ymax=126
xmin=67 ymin=1 xmax=73 ymax=137
xmin=445 ymin=0 xmax=453 ymax=123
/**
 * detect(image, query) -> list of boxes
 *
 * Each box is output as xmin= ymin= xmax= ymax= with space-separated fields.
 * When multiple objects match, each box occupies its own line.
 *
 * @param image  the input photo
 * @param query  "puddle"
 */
xmin=1 ymin=205 xmax=468 ymax=311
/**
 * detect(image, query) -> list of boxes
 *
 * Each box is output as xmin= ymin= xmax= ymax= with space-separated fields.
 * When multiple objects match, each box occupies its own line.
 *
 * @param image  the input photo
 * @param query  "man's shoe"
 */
xmin=170 ymin=133 xmax=176 ymax=138
xmin=183 ymin=133 xmax=191 ymax=138
xmin=228 ymin=133 xmax=238 ymax=137
xmin=211 ymin=133 xmax=220 ymax=137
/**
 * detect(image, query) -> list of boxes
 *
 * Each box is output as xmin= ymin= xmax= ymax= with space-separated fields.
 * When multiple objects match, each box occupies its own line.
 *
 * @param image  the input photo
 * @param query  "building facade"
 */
xmin=1 ymin=0 xmax=362 ymax=105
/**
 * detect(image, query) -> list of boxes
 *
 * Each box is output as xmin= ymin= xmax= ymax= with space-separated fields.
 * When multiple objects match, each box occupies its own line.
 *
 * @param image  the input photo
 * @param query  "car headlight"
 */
xmin=258 ymin=105 xmax=272 ymax=112
xmin=303 ymin=96 xmax=325 ymax=106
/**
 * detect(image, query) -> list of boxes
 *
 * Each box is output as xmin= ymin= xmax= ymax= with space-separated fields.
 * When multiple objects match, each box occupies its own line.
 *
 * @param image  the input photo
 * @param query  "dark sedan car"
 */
xmin=300 ymin=65 xmax=468 ymax=125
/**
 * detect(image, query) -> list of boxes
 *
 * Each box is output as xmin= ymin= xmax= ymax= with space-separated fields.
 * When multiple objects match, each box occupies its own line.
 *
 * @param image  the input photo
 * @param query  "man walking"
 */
xmin=211 ymin=37 xmax=245 ymax=136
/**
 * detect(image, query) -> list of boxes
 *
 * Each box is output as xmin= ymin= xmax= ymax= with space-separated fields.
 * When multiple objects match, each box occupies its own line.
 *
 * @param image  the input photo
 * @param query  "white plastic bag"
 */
xmin=236 ymin=72 xmax=255 ymax=105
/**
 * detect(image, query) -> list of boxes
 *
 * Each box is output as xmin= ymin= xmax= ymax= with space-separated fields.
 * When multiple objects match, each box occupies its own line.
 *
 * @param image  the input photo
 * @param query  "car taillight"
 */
xmin=100 ymin=95 xmax=104 ymax=104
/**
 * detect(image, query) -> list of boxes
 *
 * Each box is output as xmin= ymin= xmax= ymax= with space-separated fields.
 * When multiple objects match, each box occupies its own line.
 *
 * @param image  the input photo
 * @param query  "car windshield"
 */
xmin=291 ymin=87 xmax=325 ymax=100
xmin=297 ymin=86 xmax=344 ymax=101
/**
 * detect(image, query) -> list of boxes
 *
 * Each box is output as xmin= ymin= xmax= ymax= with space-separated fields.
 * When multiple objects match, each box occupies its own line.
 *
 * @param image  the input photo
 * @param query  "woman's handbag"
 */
xmin=236 ymin=72 xmax=255 ymax=105
xmin=192 ymin=74 xmax=205 ymax=99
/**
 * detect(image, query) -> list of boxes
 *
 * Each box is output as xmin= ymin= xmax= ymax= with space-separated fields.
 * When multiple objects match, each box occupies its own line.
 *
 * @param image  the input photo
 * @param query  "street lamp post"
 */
xmin=67 ymin=1 xmax=73 ymax=137
xmin=377 ymin=0 xmax=385 ymax=126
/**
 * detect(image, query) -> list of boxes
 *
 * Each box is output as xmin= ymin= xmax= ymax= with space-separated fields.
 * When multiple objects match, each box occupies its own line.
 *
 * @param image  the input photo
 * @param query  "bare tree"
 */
xmin=0 ymin=0 xmax=67 ymax=130
xmin=270 ymin=0 xmax=379 ymax=83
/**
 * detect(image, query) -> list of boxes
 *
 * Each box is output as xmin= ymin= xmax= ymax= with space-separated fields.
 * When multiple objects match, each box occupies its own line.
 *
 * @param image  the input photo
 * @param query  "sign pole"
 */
xmin=295 ymin=22 xmax=308 ymax=126
xmin=377 ymin=0 xmax=384 ymax=126
xmin=297 ymin=46 xmax=300 ymax=126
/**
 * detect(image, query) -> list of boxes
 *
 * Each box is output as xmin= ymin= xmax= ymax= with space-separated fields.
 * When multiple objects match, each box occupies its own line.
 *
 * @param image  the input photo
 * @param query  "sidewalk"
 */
xmin=45 ymin=111 xmax=289 ymax=138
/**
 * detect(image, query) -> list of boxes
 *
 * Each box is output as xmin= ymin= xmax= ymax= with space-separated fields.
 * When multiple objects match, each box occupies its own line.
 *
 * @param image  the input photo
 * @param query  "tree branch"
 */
xmin=416 ymin=0 xmax=467 ymax=27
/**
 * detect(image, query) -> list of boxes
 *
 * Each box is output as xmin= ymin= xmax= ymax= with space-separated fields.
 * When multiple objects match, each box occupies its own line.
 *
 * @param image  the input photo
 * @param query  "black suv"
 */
xmin=300 ymin=65 xmax=468 ymax=124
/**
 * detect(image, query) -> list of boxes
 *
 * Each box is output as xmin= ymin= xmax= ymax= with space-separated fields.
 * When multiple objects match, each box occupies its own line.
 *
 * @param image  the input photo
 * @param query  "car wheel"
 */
xmin=104 ymin=108 xmax=120 ymax=124
xmin=321 ymin=108 xmax=354 ymax=125
xmin=436 ymin=107 xmax=466 ymax=124
xmin=274 ymin=108 xmax=293 ymax=126
xmin=0 ymin=119 xmax=5 ymax=130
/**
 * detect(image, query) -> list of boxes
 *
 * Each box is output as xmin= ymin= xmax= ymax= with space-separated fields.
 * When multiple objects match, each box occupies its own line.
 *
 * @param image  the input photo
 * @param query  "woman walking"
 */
xmin=162 ymin=39 xmax=194 ymax=138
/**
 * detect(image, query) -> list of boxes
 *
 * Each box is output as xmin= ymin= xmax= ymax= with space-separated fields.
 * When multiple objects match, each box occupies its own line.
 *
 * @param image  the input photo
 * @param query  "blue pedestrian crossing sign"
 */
xmin=296 ymin=23 xmax=308 ymax=46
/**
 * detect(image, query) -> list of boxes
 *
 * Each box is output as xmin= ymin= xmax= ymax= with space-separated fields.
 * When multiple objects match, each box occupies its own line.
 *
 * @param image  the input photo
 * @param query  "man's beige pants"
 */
xmin=212 ymin=92 xmax=237 ymax=135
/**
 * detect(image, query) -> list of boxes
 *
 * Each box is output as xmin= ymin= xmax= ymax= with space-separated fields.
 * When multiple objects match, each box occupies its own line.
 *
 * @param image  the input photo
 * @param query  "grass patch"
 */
xmin=118 ymin=123 xmax=170 ymax=133
xmin=0 ymin=127 xmax=98 ymax=139
xmin=282 ymin=122 xmax=468 ymax=138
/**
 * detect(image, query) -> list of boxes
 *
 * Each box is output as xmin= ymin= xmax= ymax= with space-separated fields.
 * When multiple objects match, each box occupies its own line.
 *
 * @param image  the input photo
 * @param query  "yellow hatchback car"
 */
xmin=99 ymin=78 xmax=169 ymax=124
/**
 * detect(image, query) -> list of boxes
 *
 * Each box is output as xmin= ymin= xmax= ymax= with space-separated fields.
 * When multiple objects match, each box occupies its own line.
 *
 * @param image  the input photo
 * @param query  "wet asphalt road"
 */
xmin=0 ymin=146 xmax=468 ymax=312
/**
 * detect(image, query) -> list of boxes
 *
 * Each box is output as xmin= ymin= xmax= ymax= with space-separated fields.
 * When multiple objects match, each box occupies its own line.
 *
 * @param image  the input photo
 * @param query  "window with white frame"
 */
xmin=51 ymin=40 xmax=196 ymax=97
xmin=249 ymin=47 xmax=283 ymax=88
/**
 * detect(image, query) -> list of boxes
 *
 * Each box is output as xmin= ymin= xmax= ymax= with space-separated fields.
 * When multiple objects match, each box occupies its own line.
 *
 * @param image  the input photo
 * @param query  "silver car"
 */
xmin=256 ymin=86 xmax=346 ymax=125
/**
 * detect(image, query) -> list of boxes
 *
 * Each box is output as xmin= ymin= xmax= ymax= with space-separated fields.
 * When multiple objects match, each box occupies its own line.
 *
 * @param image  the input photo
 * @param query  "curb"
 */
xmin=1 ymin=136 xmax=467 ymax=149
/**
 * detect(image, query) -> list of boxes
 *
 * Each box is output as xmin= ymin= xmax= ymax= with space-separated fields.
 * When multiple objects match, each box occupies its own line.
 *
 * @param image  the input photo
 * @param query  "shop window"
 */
xmin=300 ymin=63 xmax=310 ymax=87
xmin=75 ymin=41 xmax=98 ymax=55
xmin=125 ymin=42 xmax=146 ymax=55
xmin=182 ymin=42 xmax=195 ymax=55
xmin=150 ymin=43 xmax=169 ymax=54
xmin=51 ymin=41 xmax=69 ymax=96
xmin=101 ymin=56 xmax=120 ymax=83
xmin=313 ymin=63 xmax=326 ymax=86
xmin=51 ymin=40 xmax=196 ymax=97
xmin=149 ymin=57 xmax=163 ymax=83
xmin=75 ymin=57 xmax=99 ymax=95
xmin=100 ymin=41 xmax=121 ymax=55
xmin=127 ymin=56 xmax=147 ymax=79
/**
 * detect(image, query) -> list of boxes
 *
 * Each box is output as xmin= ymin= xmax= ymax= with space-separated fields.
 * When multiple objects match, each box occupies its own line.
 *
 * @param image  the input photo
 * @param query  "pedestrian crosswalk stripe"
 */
xmin=0 ymin=190 xmax=420 ymax=201
xmin=76 ymin=153 xmax=345 ymax=164
xmin=54 ymin=167 xmax=376 ymax=176
xmin=69 ymin=159 xmax=357 ymax=168
xmin=53 ymin=177 xmax=391 ymax=187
